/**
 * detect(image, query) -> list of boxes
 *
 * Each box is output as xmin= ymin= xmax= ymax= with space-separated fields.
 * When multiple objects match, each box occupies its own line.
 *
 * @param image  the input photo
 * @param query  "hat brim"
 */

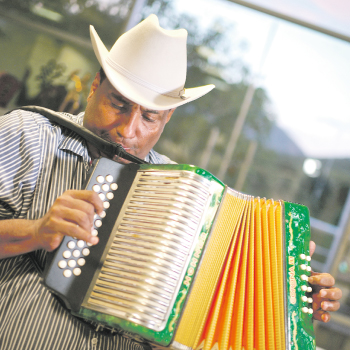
xmin=90 ymin=26 xmax=215 ymax=111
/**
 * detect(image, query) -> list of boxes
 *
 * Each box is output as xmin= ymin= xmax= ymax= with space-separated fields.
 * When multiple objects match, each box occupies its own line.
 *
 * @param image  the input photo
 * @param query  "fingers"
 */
xmin=309 ymin=240 xmax=316 ymax=257
xmin=313 ymin=310 xmax=331 ymax=323
xmin=312 ymin=288 xmax=341 ymax=323
xmin=319 ymin=286 xmax=343 ymax=301
xmin=308 ymin=272 xmax=335 ymax=289
xmin=55 ymin=190 xmax=104 ymax=217
xmin=308 ymin=271 xmax=342 ymax=323
xmin=313 ymin=288 xmax=342 ymax=311
xmin=35 ymin=190 xmax=104 ymax=251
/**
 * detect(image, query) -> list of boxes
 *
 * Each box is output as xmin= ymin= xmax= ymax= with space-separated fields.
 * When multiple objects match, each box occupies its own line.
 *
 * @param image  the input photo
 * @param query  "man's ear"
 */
xmin=165 ymin=108 xmax=176 ymax=123
xmin=87 ymin=72 xmax=101 ymax=101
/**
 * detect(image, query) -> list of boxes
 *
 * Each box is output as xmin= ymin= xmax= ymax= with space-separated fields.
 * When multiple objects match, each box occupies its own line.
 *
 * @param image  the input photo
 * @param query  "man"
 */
xmin=0 ymin=14 xmax=342 ymax=350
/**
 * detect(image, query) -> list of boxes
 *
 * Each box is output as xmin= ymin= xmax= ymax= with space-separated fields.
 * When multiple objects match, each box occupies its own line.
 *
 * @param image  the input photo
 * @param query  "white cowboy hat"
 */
xmin=90 ymin=14 xmax=215 ymax=110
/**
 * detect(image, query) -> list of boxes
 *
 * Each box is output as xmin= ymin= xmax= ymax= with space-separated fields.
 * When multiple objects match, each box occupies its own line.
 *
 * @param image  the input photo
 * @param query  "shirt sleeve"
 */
xmin=0 ymin=110 xmax=41 ymax=219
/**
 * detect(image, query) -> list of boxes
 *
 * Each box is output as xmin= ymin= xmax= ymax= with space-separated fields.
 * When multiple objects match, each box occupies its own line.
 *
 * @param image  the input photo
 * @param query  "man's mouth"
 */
xmin=120 ymin=145 xmax=131 ymax=152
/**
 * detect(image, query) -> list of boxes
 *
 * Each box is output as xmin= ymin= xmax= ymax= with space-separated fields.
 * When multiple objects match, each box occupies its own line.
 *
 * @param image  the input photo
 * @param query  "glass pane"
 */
xmin=0 ymin=0 xmax=131 ymax=43
xmin=230 ymin=0 xmax=350 ymax=39
xmin=0 ymin=0 xmax=133 ymax=114
xmin=140 ymin=3 xmax=350 ymax=348
xmin=143 ymin=0 xmax=350 ymax=223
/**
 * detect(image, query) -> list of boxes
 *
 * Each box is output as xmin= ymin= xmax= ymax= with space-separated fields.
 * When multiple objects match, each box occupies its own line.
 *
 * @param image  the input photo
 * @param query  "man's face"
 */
xmin=83 ymin=73 xmax=175 ymax=163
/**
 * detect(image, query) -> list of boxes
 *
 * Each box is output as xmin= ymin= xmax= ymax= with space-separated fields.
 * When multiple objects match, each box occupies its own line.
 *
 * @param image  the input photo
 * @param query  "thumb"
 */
xmin=309 ymin=240 xmax=316 ymax=257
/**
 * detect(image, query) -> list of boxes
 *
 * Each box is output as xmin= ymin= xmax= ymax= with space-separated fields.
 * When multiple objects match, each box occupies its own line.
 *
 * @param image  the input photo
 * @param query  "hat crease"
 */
xmin=105 ymin=56 xmax=187 ymax=99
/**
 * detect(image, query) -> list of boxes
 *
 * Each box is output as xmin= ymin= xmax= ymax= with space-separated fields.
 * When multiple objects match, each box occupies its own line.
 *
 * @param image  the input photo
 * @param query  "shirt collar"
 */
xmin=58 ymin=112 xmax=90 ymax=161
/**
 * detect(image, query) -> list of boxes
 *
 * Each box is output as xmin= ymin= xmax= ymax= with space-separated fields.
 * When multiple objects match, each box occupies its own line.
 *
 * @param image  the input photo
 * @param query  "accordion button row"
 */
xmin=96 ymin=174 xmax=114 ymax=184
xmin=302 ymin=296 xmax=313 ymax=303
xmin=300 ymin=253 xmax=311 ymax=261
xmin=299 ymin=253 xmax=313 ymax=314
xmin=93 ymin=179 xmax=117 ymax=202
xmin=300 ymin=264 xmax=312 ymax=271
xmin=62 ymin=268 xmax=81 ymax=278
xmin=302 ymin=307 xmax=313 ymax=314
xmin=57 ymin=173 xmax=119 ymax=277
xmin=301 ymin=285 xmax=313 ymax=292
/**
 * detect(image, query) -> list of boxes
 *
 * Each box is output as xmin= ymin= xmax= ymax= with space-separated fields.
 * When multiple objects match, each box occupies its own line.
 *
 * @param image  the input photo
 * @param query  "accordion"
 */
xmin=44 ymin=157 xmax=316 ymax=350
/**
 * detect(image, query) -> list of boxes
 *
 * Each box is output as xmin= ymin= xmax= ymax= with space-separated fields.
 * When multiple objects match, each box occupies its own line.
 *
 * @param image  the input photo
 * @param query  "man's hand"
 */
xmin=0 ymin=190 xmax=104 ymax=259
xmin=33 ymin=190 xmax=104 ymax=252
xmin=308 ymin=241 xmax=342 ymax=322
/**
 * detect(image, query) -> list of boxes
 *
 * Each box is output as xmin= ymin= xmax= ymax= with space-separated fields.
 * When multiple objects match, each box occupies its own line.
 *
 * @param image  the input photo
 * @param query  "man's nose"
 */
xmin=117 ymin=108 xmax=140 ymax=139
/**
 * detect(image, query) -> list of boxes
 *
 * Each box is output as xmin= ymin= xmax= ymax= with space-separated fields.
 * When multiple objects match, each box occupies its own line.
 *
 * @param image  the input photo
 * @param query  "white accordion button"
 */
xmin=58 ymin=260 xmax=67 ymax=269
xmin=302 ymin=307 xmax=309 ymax=313
xmin=301 ymin=285 xmax=308 ymax=292
xmin=63 ymin=250 xmax=71 ymax=259
xmin=301 ymin=274 xmax=309 ymax=281
xmin=92 ymin=184 xmax=100 ymax=192
xmin=73 ymin=250 xmax=80 ymax=258
xmin=102 ymin=184 xmax=110 ymax=192
xmin=96 ymin=175 xmax=104 ymax=183
xmin=67 ymin=241 xmax=75 ymax=249
xmin=95 ymin=219 xmax=102 ymax=228
xmin=110 ymin=183 xmax=118 ymax=191
xmin=98 ymin=193 xmax=105 ymax=201
xmin=106 ymin=175 xmax=113 ymax=183
xmin=300 ymin=254 xmax=306 ymax=260
xmin=308 ymin=308 xmax=314 ymax=314
xmin=300 ymin=264 xmax=307 ymax=270
xmin=106 ymin=192 xmax=114 ymax=200
xmin=302 ymin=296 xmax=308 ymax=302
xmin=103 ymin=201 xmax=110 ymax=209
xmin=82 ymin=248 xmax=90 ymax=256
xmin=306 ymin=256 xmax=311 ymax=261
xmin=307 ymin=286 xmax=313 ymax=293
xmin=77 ymin=240 xmax=85 ymax=248
xmin=91 ymin=229 xmax=98 ymax=237
xmin=63 ymin=269 xmax=72 ymax=278
xmin=73 ymin=268 xmax=82 ymax=276
xmin=77 ymin=258 xmax=86 ymax=266
xmin=308 ymin=297 xmax=313 ymax=304
xmin=68 ymin=259 xmax=76 ymax=268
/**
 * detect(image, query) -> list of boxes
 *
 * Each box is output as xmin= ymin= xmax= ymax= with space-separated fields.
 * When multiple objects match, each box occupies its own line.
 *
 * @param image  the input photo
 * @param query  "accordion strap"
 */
xmin=9 ymin=106 xmax=149 ymax=165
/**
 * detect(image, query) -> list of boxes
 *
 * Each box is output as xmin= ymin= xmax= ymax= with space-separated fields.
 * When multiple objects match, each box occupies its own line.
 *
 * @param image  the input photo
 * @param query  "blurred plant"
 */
xmin=35 ymin=59 xmax=66 ymax=92
xmin=59 ymin=70 xmax=91 ymax=113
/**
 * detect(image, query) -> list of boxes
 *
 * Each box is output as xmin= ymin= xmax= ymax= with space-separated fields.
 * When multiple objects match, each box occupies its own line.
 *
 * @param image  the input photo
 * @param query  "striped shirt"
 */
xmin=0 ymin=109 xmax=173 ymax=350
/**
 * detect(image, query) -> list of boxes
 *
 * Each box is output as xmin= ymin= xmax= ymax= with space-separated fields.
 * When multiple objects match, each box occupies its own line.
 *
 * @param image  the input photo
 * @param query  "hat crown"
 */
xmin=90 ymin=14 xmax=215 ymax=110
xmin=108 ymin=15 xmax=187 ymax=94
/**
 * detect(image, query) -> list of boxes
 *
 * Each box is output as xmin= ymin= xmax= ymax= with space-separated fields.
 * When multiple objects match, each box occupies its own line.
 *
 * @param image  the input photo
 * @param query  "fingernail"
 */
xmin=308 ymin=276 xmax=315 ymax=284
xmin=321 ymin=313 xmax=329 ymax=322
xmin=322 ymin=301 xmax=330 ymax=310
xmin=90 ymin=236 xmax=99 ymax=245
xmin=320 ymin=290 xmax=327 ymax=297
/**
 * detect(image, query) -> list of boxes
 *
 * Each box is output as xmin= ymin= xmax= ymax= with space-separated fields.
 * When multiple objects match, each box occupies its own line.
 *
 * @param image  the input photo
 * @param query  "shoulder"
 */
xmin=147 ymin=149 xmax=177 ymax=164
xmin=0 ymin=108 xmax=42 ymax=131
xmin=0 ymin=107 xmax=84 ymax=156
xmin=0 ymin=108 xmax=83 ymax=143
xmin=1 ymin=107 xmax=81 ymax=129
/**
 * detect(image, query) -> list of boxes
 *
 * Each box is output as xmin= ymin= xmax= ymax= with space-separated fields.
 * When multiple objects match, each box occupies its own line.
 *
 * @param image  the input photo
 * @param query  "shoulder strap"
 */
xmin=10 ymin=106 xmax=149 ymax=164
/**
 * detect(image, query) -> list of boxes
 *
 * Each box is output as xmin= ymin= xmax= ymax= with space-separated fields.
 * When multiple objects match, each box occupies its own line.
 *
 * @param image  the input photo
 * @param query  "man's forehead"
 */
xmin=104 ymin=80 xmax=162 ymax=114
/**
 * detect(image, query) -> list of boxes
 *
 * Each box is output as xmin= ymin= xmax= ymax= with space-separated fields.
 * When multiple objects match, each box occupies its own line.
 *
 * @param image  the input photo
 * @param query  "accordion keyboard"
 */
xmin=85 ymin=169 xmax=213 ymax=331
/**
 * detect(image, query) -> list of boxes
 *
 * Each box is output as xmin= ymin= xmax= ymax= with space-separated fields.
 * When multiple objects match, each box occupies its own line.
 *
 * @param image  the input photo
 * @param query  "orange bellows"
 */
xmin=174 ymin=192 xmax=285 ymax=350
